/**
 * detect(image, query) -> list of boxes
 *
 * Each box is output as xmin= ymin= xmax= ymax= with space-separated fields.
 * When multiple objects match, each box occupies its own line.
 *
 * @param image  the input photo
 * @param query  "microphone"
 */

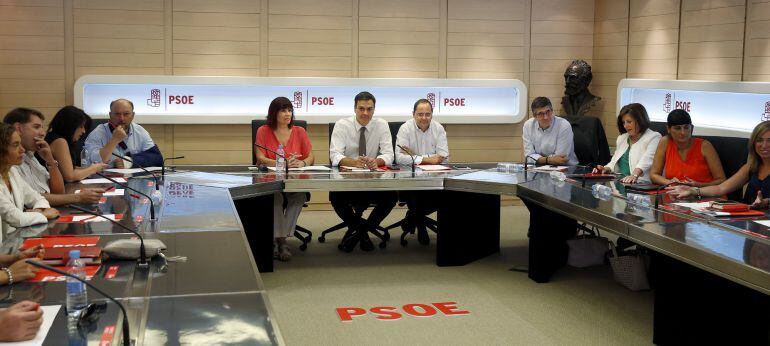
xmin=94 ymin=172 xmax=155 ymax=221
xmin=111 ymin=153 xmax=159 ymax=191
xmin=161 ymin=156 xmax=184 ymax=177
xmin=397 ymin=144 xmax=416 ymax=175
xmin=66 ymin=204 xmax=148 ymax=267
xmin=574 ymin=163 xmax=596 ymax=188
xmin=254 ymin=143 xmax=289 ymax=175
xmin=26 ymin=260 xmax=132 ymax=346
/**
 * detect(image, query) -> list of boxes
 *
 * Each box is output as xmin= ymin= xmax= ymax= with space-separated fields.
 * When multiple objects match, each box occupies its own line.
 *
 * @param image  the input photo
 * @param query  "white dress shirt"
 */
xmin=83 ymin=122 xmax=156 ymax=167
xmin=0 ymin=167 xmax=50 ymax=242
xmin=522 ymin=115 xmax=579 ymax=166
xmin=329 ymin=116 xmax=394 ymax=166
xmin=395 ymin=119 xmax=449 ymax=166
xmin=17 ymin=152 xmax=50 ymax=194
xmin=605 ymin=128 xmax=662 ymax=182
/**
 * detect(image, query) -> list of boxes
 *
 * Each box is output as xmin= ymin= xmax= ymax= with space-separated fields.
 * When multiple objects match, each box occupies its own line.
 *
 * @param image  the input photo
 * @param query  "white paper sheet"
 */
xmin=339 ymin=166 xmax=371 ymax=172
xmin=72 ymin=214 xmax=120 ymax=222
xmin=417 ymin=165 xmax=451 ymax=171
xmin=105 ymin=167 xmax=161 ymax=174
xmin=80 ymin=177 xmax=127 ymax=184
xmin=75 ymin=189 xmax=124 ymax=196
xmin=266 ymin=165 xmax=332 ymax=172
xmin=4 ymin=305 xmax=61 ymax=346
xmin=753 ymin=220 xmax=770 ymax=227
xmin=671 ymin=202 xmax=712 ymax=210
xmin=529 ymin=165 xmax=569 ymax=172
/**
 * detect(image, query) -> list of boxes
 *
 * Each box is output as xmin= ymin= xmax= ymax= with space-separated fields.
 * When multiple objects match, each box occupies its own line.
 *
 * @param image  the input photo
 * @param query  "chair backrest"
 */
xmin=699 ymin=135 xmax=748 ymax=201
xmin=649 ymin=121 xmax=668 ymax=137
xmin=327 ymin=120 xmax=403 ymax=165
xmin=564 ymin=115 xmax=611 ymax=166
xmin=251 ymin=119 xmax=307 ymax=165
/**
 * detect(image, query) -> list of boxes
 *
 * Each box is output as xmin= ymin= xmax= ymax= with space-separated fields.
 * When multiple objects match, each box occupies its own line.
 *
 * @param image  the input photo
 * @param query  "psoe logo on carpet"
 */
xmin=336 ymin=301 xmax=470 ymax=322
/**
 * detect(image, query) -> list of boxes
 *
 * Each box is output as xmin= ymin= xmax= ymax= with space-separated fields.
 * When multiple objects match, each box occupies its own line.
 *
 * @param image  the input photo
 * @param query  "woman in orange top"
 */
xmin=255 ymin=97 xmax=315 ymax=261
xmin=650 ymin=109 xmax=725 ymax=187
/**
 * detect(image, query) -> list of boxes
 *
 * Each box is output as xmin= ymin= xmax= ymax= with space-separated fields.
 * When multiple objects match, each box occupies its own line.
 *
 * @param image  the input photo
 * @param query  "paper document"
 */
xmin=529 ymin=165 xmax=569 ymax=172
xmin=753 ymin=220 xmax=770 ymax=227
xmin=418 ymin=165 xmax=451 ymax=171
xmin=267 ymin=165 xmax=332 ymax=172
xmin=105 ymin=167 xmax=161 ymax=174
xmin=6 ymin=305 xmax=61 ymax=346
xmin=81 ymin=177 xmax=127 ymax=184
xmin=671 ymin=202 xmax=712 ymax=210
xmin=75 ymin=189 xmax=124 ymax=196
xmin=340 ymin=166 xmax=371 ymax=172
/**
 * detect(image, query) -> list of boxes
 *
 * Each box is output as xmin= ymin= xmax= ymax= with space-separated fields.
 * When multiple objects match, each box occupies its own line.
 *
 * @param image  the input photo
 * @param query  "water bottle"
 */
xmin=550 ymin=170 xmax=566 ymax=182
xmin=592 ymin=184 xmax=612 ymax=200
xmin=275 ymin=145 xmax=286 ymax=175
xmin=627 ymin=192 xmax=651 ymax=208
xmin=66 ymin=250 xmax=88 ymax=316
xmin=80 ymin=147 xmax=89 ymax=167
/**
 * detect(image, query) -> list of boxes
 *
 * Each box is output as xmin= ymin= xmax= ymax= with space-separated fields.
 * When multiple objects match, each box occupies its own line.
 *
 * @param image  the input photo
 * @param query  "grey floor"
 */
xmin=262 ymin=205 xmax=653 ymax=345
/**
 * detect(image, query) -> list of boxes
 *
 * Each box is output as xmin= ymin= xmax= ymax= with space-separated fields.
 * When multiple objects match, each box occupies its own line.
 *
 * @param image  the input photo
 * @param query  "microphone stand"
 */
xmin=67 ymin=204 xmax=148 ymax=268
xmin=254 ymin=143 xmax=290 ymax=175
xmin=94 ymin=172 xmax=155 ymax=221
xmin=654 ymin=182 xmax=678 ymax=209
xmin=161 ymin=156 xmax=184 ymax=178
xmin=26 ymin=260 xmax=132 ymax=346
xmin=397 ymin=144 xmax=416 ymax=176
xmin=523 ymin=154 xmax=538 ymax=180
xmin=111 ymin=153 xmax=159 ymax=191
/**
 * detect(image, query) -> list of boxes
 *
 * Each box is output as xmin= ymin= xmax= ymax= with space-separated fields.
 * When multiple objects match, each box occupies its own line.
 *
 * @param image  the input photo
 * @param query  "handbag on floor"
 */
xmin=607 ymin=241 xmax=650 ymax=291
xmin=566 ymin=225 xmax=609 ymax=268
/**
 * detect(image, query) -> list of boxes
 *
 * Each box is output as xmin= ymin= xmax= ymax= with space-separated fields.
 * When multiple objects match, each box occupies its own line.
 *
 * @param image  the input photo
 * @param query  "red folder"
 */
xmin=21 ymin=236 xmax=100 ymax=250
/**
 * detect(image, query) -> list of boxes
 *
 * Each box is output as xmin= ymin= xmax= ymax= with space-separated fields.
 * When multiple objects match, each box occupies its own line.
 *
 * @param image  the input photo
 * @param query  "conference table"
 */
xmin=0 ymin=164 xmax=767 ymax=345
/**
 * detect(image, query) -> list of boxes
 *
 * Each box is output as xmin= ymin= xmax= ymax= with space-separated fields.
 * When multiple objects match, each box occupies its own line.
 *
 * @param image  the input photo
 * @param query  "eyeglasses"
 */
xmin=534 ymin=109 xmax=552 ymax=118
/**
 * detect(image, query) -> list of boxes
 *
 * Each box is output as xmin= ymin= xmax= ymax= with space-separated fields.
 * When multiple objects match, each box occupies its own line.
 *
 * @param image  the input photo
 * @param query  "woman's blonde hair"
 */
xmin=747 ymin=121 xmax=770 ymax=173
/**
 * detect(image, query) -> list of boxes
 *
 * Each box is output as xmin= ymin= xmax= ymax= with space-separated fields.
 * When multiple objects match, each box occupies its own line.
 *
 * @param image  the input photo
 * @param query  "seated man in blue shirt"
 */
xmin=84 ymin=98 xmax=163 ymax=168
xmin=522 ymin=96 xmax=578 ymax=167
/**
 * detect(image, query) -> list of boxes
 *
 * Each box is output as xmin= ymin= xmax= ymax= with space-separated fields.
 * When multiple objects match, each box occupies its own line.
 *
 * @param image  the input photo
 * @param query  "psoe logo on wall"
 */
xmin=147 ymin=88 xmax=161 ymax=107
xmin=293 ymin=91 xmax=303 ymax=108
xmin=762 ymin=101 xmax=770 ymax=121
xmin=663 ymin=92 xmax=673 ymax=113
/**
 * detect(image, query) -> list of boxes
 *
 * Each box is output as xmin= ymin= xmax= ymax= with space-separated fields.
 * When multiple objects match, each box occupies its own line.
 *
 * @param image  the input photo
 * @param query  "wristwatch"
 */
xmin=46 ymin=160 xmax=59 ymax=168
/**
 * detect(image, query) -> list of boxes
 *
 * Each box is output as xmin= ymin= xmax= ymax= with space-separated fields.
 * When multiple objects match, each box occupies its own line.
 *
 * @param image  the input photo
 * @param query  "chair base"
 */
xmin=294 ymin=225 xmax=312 ymax=251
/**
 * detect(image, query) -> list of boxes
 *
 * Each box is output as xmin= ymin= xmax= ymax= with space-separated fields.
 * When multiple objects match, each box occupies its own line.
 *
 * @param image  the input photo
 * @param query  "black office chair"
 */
xmin=251 ymin=119 xmax=313 ymax=251
xmin=317 ymin=122 xmax=393 ymax=248
xmin=565 ymin=115 xmax=611 ymax=167
xmin=700 ymin=135 xmax=748 ymax=201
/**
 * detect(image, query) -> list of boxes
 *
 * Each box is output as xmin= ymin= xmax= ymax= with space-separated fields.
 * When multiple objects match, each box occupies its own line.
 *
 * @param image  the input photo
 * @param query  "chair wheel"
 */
xmin=383 ymin=232 xmax=390 ymax=241
xmin=300 ymin=244 xmax=308 ymax=251
xmin=379 ymin=242 xmax=387 ymax=249
xmin=318 ymin=236 xmax=326 ymax=243
xmin=400 ymin=239 xmax=407 ymax=247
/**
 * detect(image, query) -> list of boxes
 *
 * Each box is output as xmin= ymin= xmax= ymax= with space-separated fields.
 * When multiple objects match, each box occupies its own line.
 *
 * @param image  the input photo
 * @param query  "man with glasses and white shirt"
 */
xmin=329 ymin=91 xmax=397 ymax=253
xmin=522 ymin=96 xmax=578 ymax=167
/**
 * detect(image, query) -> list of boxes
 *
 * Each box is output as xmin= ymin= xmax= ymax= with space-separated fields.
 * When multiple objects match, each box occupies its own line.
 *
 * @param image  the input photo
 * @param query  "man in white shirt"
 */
xmin=329 ymin=91 xmax=397 ymax=252
xmin=3 ymin=108 xmax=104 ymax=206
xmin=522 ymin=97 xmax=578 ymax=166
xmin=395 ymin=99 xmax=448 ymax=245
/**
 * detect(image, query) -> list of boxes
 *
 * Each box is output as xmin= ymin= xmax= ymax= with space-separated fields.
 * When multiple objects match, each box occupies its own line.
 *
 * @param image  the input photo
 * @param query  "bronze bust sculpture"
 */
xmin=561 ymin=59 xmax=603 ymax=117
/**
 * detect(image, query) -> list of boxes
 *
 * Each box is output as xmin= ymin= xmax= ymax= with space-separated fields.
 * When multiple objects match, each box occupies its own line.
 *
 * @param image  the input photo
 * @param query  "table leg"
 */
xmin=522 ymin=199 xmax=577 ymax=283
xmin=650 ymin=252 xmax=770 ymax=345
xmin=234 ymin=194 xmax=274 ymax=273
xmin=436 ymin=190 xmax=500 ymax=266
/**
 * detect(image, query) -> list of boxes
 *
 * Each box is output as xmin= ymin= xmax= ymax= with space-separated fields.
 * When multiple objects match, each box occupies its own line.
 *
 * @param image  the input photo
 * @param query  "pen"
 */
xmin=105 ymin=186 xmax=116 ymax=192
